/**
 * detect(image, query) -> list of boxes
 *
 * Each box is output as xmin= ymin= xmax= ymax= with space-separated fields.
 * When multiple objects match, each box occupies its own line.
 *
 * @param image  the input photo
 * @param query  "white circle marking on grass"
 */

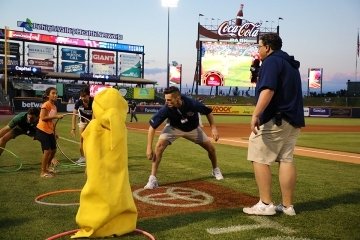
xmin=133 ymin=186 xmax=213 ymax=207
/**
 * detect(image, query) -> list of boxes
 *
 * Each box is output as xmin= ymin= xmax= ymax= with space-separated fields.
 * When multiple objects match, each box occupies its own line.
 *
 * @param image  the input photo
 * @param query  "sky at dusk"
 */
xmin=1 ymin=0 xmax=359 ymax=93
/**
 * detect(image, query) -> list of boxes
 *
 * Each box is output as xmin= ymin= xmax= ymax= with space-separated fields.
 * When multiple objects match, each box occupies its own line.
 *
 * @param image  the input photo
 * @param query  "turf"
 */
xmin=0 ymin=114 xmax=359 ymax=239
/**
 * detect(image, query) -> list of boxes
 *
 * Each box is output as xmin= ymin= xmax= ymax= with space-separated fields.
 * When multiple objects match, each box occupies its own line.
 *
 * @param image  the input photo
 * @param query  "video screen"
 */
xmin=308 ymin=68 xmax=322 ymax=89
xmin=200 ymin=41 xmax=258 ymax=87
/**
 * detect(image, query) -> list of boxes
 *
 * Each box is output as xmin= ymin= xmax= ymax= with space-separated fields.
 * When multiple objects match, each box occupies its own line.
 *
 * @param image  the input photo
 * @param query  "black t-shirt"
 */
xmin=74 ymin=97 xmax=93 ymax=122
xmin=149 ymin=95 xmax=212 ymax=132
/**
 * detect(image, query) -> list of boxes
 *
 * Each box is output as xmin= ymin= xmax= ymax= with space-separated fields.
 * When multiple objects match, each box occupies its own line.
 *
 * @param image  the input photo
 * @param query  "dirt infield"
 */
xmin=127 ymin=122 xmax=360 ymax=164
xmin=128 ymin=122 xmax=360 ymax=219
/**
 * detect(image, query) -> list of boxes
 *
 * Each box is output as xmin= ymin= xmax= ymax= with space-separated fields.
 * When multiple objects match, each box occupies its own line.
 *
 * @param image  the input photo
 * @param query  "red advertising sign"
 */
xmin=92 ymin=51 xmax=115 ymax=64
xmin=28 ymin=59 xmax=55 ymax=68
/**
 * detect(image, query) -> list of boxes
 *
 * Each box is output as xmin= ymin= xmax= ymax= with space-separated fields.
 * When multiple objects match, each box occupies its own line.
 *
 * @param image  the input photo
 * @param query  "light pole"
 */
xmin=161 ymin=0 xmax=179 ymax=88
xmin=277 ymin=17 xmax=283 ymax=34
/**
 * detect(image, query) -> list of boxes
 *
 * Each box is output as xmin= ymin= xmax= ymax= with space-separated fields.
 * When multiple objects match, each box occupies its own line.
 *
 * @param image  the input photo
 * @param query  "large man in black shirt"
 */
xmin=144 ymin=86 xmax=223 ymax=189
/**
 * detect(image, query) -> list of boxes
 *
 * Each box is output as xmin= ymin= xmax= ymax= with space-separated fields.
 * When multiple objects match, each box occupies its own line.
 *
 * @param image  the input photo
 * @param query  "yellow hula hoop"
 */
xmin=0 ymin=147 xmax=22 ymax=172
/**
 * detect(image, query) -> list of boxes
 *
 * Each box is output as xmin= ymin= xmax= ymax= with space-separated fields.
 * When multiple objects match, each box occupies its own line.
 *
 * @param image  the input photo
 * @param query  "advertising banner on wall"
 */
xmin=27 ymin=43 xmax=55 ymax=59
xmin=61 ymin=62 xmax=86 ymax=73
xmin=0 ymin=56 xmax=20 ymax=67
xmin=91 ymin=64 xmax=115 ymax=75
xmin=92 ymin=51 xmax=115 ymax=64
xmin=308 ymin=68 xmax=322 ymax=89
xmin=208 ymin=105 xmax=254 ymax=115
xmin=0 ymin=41 xmax=20 ymax=55
xmin=61 ymin=48 xmax=86 ymax=62
xmin=309 ymin=107 xmax=330 ymax=117
xmin=119 ymin=53 xmax=141 ymax=78
xmin=27 ymin=59 xmax=55 ymax=72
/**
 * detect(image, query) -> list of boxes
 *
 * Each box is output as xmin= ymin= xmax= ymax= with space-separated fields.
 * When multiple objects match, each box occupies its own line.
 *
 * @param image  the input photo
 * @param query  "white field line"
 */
xmin=127 ymin=126 xmax=360 ymax=161
xmin=58 ymin=136 xmax=80 ymax=144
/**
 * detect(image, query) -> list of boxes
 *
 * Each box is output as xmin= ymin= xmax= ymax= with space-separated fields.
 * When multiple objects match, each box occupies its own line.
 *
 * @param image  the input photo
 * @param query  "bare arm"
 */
xmin=206 ymin=113 xmax=219 ymax=142
xmin=251 ymin=88 xmax=274 ymax=134
xmin=146 ymin=126 xmax=156 ymax=160
xmin=71 ymin=109 xmax=78 ymax=135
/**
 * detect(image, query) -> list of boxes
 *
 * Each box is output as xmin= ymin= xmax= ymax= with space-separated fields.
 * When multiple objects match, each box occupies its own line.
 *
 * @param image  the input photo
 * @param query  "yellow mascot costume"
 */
xmin=72 ymin=88 xmax=138 ymax=238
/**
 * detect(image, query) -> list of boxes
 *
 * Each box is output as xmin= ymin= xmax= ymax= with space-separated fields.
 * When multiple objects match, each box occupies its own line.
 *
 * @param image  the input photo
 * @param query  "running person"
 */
xmin=144 ymin=86 xmax=223 ymax=189
xmin=0 ymin=107 xmax=40 ymax=156
xmin=71 ymin=86 xmax=93 ymax=164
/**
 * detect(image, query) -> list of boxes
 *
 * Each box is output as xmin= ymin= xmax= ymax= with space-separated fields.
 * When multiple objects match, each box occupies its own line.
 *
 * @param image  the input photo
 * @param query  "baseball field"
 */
xmin=0 ymin=114 xmax=359 ymax=239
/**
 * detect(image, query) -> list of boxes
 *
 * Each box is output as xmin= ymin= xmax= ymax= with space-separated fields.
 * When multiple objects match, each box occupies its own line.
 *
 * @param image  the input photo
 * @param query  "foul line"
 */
xmin=127 ymin=126 xmax=360 ymax=162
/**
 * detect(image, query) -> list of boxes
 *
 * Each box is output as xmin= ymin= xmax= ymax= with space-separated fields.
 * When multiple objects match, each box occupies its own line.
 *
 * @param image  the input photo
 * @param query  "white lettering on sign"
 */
xmin=217 ymin=21 xmax=261 ymax=38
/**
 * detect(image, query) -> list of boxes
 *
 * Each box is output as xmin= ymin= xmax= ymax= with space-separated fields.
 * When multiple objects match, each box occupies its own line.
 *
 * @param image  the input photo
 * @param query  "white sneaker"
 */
xmin=144 ymin=175 xmax=159 ymax=189
xmin=212 ymin=167 xmax=224 ymax=180
xmin=243 ymin=200 xmax=276 ymax=215
xmin=76 ymin=157 xmax=86 ymax=164
xmin=275 ymin=204 xmax=296 ymax=216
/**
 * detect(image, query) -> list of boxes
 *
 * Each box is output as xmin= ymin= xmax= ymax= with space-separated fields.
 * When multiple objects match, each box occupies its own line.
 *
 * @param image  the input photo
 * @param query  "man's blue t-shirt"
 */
xmin=149 ymin=95 xmax=212 ymax=132
xmin=256 ymin=50 xmax=305 ymax=127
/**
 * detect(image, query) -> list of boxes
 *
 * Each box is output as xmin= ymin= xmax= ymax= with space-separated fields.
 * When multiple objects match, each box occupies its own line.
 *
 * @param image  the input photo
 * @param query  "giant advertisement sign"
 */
xmin=61 ymin=48 xmax=86 ymax=62
xmin=201 ymin=41 xmax=257 ymax=87
xmin=92 ymin=51 xmax=115 ymax=64
xmin=119 ymin=53 xmax=141 ymax=77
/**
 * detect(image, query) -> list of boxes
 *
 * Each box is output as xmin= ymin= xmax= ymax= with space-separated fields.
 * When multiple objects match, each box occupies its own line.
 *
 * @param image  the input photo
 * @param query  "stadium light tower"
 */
xmin=161 ymin=0 xmax=179 ymax=88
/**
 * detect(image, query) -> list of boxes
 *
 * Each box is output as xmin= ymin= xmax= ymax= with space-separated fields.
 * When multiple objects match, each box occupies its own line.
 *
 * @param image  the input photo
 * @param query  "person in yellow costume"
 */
xmin=72 ymin=88 xmax=138 ymax=238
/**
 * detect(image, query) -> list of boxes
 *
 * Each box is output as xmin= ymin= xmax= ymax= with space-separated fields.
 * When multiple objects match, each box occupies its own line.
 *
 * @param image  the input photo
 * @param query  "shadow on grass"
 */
xmin=0 ymin=217 xmax=31 ymax=229
xmin=297 ymin=188 xmax=360 ymax=213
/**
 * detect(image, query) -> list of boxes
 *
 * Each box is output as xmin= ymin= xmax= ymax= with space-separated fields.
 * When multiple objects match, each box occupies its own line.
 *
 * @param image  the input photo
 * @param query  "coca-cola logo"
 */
xmin=217 ymin=22 xmax=261 ymax=38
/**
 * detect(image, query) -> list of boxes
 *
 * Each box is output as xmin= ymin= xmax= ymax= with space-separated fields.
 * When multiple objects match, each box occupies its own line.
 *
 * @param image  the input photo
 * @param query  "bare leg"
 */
xmin=253 ymin=162 xmax=273 ymax=204
xmin=150 ymin=139 xmax=169 ymax=176
xmin=198 ymin=141 xmax=217 ymax=169
xmin=279 ymin=162 xmax=296 ymax=206
xmin=41 ymin=150 xmax=52 ymax=174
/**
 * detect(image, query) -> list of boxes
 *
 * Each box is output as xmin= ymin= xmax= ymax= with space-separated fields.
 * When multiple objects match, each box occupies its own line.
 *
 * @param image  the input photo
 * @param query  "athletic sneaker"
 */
xmin=76 ymin=156 xmax=86 ymax=164
xmin=144 ymin=175 xmax=159 ymax=189
xmin=243 ymin=200 xmax=276 ymax=215
xmin=275 ymin=204 xmax=296 ymax=216
xmin=212 ymin=167 xmax=224 ymax=180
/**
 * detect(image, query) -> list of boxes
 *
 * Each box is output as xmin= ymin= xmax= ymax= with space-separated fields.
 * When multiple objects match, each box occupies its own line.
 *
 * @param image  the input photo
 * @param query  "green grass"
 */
xmin=0 ymin=114 xmax=359 ymax=239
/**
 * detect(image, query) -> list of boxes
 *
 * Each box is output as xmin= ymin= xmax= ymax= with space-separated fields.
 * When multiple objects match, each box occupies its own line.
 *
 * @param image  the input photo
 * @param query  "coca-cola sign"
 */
xmin=217 ymin=21 xmax=261 ymax=38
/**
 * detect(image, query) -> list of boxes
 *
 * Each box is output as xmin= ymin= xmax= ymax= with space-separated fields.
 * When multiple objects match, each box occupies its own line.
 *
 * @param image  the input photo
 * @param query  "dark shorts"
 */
xmin=35 ymin=128 xmax=57 ymax=151
xmin=12 ymin=126 xmax=35 ymax=139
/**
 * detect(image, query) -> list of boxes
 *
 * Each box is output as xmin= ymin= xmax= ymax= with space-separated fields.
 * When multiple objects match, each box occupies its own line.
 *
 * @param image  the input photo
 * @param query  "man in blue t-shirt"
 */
xmin=144 ymin=86 xmax=224 ymax=189
xmin=243 ymin=33 xmax=305 ymax=217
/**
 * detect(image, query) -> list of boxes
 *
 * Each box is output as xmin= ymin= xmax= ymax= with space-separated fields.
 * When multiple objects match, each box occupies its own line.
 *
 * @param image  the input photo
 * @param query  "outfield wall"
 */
xmin=10 ymin=98 xmax=360 ymax=118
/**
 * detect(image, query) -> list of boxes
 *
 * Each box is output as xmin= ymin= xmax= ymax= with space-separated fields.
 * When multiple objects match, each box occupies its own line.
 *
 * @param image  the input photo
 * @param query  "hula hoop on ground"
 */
xmin=54 ymin=113 xmax=90 ymax=167
xmin=0 ymin=147 xmax=22 ymax=173
xmin=46 ymin=228 xmax=156 ymax=240
xmin=35 ymin=189 xmax=81 ymax=206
